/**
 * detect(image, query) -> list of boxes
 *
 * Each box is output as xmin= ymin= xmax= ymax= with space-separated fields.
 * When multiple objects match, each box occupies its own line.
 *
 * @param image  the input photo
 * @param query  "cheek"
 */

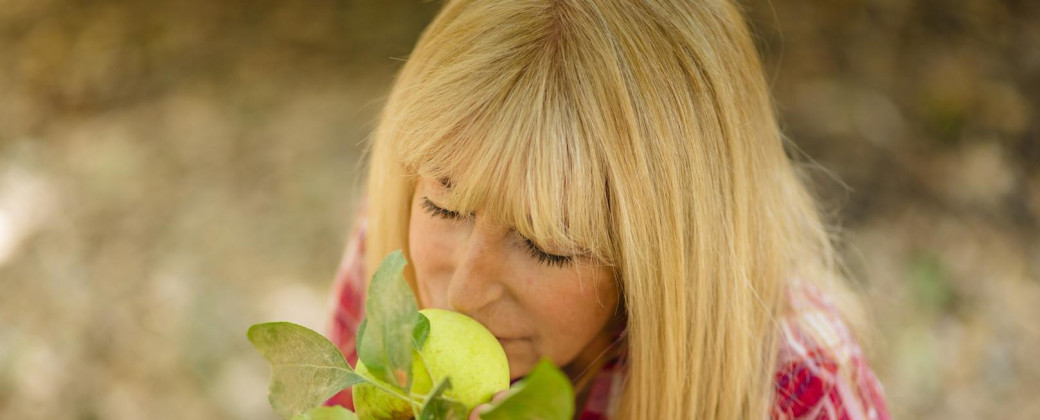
xmin=526 ymin=268 xmax=618 ymax=358
xmin=408 ymin=201 xmax=454 ymax=309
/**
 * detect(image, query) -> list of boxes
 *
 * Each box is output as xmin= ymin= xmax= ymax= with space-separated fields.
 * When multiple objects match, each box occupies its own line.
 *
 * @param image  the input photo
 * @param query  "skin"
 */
xmin=407 ymin=177 xmax=623 ymax=389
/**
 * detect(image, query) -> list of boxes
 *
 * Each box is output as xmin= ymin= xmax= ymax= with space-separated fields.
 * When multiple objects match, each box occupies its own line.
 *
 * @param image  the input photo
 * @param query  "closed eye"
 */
xmin=421 ymin=196 xmax=467 ymax=221
xmin=421 ymin=196 xmax=573 ymax=269
xmin=521 ymin=237 xmax=573 ymax=268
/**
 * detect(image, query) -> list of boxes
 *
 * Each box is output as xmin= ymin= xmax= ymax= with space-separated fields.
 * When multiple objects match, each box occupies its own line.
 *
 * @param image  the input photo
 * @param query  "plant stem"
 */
xmin=364 ymin=379 xmax=423 ymax=410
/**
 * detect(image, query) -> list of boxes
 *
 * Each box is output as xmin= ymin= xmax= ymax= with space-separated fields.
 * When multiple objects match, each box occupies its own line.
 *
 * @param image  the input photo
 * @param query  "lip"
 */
xmin=490 ymin=328 xmax=526 ymax=341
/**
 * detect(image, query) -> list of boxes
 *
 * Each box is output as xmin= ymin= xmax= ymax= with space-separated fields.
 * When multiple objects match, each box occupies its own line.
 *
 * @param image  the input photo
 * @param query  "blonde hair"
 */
xmin=358 ymin=0 xmax=867 ymax=418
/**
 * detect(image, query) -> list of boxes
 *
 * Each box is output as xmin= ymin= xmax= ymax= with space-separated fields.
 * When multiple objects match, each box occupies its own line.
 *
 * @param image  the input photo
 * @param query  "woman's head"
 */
xmin=407 ymin=176 xmax=623 ymax=385
xmin=360 ymin=0 xmax=857 ymax=418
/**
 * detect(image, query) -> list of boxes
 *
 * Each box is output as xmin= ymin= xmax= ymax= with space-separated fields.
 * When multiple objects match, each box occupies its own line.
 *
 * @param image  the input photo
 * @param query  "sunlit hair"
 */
xmin=357 ymin=0 xmax=868 ymax=418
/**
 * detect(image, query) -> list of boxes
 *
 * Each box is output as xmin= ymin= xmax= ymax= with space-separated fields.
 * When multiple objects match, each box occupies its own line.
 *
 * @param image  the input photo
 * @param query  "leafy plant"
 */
xmin=248 ymin=250 xmax=575 ymax=419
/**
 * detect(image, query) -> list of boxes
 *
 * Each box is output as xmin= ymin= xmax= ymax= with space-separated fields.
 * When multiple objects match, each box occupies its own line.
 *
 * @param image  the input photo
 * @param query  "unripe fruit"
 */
xmin=353 ymin=351 xmax=432 ymax=419
xmin=353 ymin=309 xmax=510 ymax=419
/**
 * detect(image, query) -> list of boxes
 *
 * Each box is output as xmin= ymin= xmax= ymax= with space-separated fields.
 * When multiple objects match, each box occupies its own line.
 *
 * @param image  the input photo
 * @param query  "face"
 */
xmin=408 ymin=177 xmax=622 ymax=380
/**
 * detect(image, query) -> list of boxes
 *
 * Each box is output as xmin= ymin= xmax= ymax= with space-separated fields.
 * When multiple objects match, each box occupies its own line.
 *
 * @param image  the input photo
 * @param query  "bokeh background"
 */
xmin=1 ymin=0 xmax=1037 ymax=419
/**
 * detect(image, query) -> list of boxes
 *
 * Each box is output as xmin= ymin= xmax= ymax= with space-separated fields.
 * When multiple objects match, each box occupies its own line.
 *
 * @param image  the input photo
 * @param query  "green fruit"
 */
xmin=413 ymin=309 xmax=511 ymax=407
xmin=353 ymin=309 xmax=510 ymax=419
xmin=353 ymin=351 xmax=431 ymax=419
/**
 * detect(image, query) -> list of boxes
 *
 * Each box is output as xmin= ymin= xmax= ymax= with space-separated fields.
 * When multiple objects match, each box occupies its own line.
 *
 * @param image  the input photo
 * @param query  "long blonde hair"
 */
xmin=358 ymin=0 xmax=866 ymax=418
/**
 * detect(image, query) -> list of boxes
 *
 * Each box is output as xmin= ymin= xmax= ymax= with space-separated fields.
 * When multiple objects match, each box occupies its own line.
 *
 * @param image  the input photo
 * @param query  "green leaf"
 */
xmin=356 ymin=250 xmax=420 ymax=392
xmin=479 ymin=359 xmax=575 ymax=420
xmin=291 ymin=406 xmax=359 ymax=420
xmin=356 ymin=318 xmax=368 ymax=354
xmin=413 ymin=312 xmax=430 ymax=350
xmin=247 ymin=322 xmax=369 ymax=419
xmin=418 ymin=378 xmax=468 ymax=420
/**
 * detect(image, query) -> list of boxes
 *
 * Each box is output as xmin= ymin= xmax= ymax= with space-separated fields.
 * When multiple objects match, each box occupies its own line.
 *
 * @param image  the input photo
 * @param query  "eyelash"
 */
xmin=421 ymin=196 xmax=573 ymax=268
xmin=421 ymin=196 xmax=464 ymax=221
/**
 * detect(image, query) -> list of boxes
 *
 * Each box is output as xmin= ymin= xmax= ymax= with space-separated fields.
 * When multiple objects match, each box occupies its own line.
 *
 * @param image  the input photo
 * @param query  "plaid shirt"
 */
xmin=324 ymin=207 xmax=891 ymax=419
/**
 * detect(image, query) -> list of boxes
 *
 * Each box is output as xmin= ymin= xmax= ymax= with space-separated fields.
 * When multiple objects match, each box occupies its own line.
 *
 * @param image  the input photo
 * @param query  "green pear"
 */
xmin=352 ymin=350 xmax=431 ymax=419
xmin=353 ymin=309 xmax=510 ymax=419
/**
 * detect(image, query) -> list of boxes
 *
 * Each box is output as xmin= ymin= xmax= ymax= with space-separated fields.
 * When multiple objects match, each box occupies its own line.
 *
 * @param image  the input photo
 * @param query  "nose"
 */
xmin=447 ymin=218 xmax=507 ymax=315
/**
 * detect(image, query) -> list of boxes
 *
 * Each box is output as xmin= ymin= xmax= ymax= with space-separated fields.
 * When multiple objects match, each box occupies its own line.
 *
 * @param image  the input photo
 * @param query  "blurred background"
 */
xmin=0 ymin=0 xmax=1036 ymax=419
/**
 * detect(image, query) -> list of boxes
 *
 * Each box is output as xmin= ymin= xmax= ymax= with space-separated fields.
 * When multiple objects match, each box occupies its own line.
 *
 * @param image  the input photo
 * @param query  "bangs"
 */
xmin=389 ymin=19 xmax=615 ymax=265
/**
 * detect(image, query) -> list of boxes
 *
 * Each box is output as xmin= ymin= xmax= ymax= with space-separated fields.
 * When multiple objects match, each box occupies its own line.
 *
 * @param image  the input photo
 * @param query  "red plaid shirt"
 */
xmin=324 ymin=206 xmax=891 ymax=419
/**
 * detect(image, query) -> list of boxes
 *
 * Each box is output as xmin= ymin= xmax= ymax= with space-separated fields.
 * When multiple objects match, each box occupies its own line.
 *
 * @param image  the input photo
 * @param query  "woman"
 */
xmin=325 ymin=0 xmax=890 ymax=418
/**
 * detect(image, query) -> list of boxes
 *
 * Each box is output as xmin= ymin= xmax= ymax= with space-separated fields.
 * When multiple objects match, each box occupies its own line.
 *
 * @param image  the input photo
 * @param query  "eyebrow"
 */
xmin=438 ymin=177 xmax=454 ymax=190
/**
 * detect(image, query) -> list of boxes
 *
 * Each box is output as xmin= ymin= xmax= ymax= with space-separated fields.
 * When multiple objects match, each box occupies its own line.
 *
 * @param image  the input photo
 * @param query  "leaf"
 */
xmin=248 ymin=322 xmax=369 ymax=419
xmin=356 ymin=250 xmax=421 ymax=392
xmin=479 ymin=359 xmax=575 ymax=420
xmin=418 ymin=377 xmax=468 ymax=420
xmin=291 ymin=406 xmax=359 ymax=420
xmin=356 ymin=318 xmax=368 ymax=354
xmin=413 ymin=312 xmax=430 ymax=350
